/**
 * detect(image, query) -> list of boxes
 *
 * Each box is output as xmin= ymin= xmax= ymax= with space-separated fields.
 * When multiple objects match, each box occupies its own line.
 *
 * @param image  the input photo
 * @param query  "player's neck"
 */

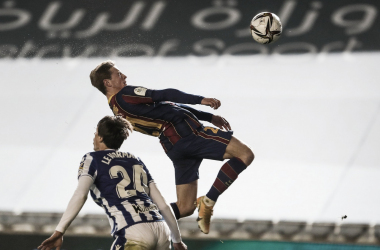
xmin=97 ymin=143 xmax=110 ymax=151
xmin=106 ymin=87 xmax=122 ymax=101
xmin=106 ymin=90 xmax=116 ymax=100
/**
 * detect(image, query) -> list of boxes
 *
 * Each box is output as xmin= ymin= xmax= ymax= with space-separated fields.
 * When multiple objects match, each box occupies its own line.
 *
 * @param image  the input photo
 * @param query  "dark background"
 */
xmin=0 ymin=0 xmax=379 ymax=57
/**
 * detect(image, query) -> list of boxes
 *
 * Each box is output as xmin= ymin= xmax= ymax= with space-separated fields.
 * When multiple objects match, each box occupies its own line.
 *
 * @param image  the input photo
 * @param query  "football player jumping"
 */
xmin=90 ymin=61 xmax=254 ymax=234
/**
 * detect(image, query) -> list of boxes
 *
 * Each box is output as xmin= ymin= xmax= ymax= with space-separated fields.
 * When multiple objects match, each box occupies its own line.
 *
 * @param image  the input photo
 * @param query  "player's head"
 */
xmin=93 ymin=116 xmax=133 ymax=151
xmin=90 ymin=60 xmax=127 ymax=96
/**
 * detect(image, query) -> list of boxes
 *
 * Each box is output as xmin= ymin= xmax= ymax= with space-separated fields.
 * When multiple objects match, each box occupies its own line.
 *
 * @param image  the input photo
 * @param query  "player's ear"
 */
xmin=99 ymin=136 xmax=104 ymax=143
xmin=103 ymin=79 xmax=112 ymax=88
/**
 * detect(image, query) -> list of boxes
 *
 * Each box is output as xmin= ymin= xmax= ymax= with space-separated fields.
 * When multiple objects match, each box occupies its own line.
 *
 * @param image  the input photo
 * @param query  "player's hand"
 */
xmin=173 ymin=241 xmax=187 ymax=250
xmin=201 ymin=98 xmax=221 ymax=110
xmin=211 ymin=115 xmax=231 ymax=131
xmin=37 ymin=231 xmax=63 ymax=250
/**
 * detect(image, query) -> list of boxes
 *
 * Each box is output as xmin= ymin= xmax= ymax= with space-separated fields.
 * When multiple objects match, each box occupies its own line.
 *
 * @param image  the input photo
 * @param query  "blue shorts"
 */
xmin=166 ymin=126 xmax=233 ymax=185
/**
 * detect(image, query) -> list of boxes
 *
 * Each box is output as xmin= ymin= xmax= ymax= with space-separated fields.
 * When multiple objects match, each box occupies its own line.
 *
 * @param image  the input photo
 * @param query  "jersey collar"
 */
xmin=108 ymin=94 xmax=115 ymax=104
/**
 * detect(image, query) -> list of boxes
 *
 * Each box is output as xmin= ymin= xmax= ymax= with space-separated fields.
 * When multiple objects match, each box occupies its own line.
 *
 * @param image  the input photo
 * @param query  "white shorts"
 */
xmin=111 ymin=221 xmax=171 ymax=250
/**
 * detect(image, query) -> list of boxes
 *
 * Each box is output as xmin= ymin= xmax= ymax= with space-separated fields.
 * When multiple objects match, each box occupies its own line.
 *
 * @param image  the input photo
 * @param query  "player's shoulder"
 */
xmin=79 ymin=151 xmax=102 ymax=166
xmin=78 ymin=151 xmax=99 ymax=177
xmin=79 ymin=151 xmax=93 ymax=163
xmin=81 ymin=150 xmax=145 ymax=166
xmin=119 ymin=85 xmax=150 ymax=97
xmin=84 ymin=150 xmax=123 ymax=162
xmin=82 ymin=150 xmax=103 ymax=159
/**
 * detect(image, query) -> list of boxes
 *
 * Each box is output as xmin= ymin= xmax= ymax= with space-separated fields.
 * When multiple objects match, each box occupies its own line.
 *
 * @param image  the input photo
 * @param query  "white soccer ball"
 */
xmin=250 ymin=12 xmax=282 ymax=44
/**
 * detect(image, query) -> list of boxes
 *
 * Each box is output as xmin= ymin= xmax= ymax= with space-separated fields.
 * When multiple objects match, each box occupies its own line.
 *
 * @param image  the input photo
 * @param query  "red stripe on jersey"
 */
xmin=163 ymin=124 xmax=181 ymax=145
xmin=199 ymin=131 xmax=229 ymax=145
xmin=213 ymin=178 xmax=228 ymax=193
xmin=122 ymin=95 xmax=153 ymax=104
xmin=221 ymin=163 xmax=238 ymax=180
xmin=111 ymin=97 xmax=150 ymax=121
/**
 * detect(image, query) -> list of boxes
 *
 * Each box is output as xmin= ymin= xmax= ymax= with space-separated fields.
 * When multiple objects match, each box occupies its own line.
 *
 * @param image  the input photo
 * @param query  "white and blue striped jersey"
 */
xmin=78 ymin=149 xmax=163 ymax=236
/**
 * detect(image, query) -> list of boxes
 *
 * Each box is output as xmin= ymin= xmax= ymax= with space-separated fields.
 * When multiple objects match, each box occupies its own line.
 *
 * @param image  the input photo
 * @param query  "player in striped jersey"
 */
xmin=38 ymin=116 xmax=187 ymax=250
xmin=90 ymin=61 xmax=255 ymax=234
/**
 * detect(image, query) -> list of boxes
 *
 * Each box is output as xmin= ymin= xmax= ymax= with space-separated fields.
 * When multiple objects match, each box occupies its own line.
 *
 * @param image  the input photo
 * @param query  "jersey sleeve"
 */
xmin=176 ymin=103 xmax=213 ymax=122
xmin=77 ymin=153 xmax=98 ymax=180
xmin=118 ymin=86 xmax=155 ymax=104
xmin=119 ymin=85 xmax=204 ymax=105
xmin=150 ymin=88 xmax=204 ymax=104
xmin=55 ymin=176 xmax=93 ymax=233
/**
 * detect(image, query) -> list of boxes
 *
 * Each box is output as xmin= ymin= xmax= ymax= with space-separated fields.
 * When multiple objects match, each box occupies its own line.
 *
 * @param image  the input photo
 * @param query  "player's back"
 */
xmin=78 ymin=149 xmax=163 ymax=235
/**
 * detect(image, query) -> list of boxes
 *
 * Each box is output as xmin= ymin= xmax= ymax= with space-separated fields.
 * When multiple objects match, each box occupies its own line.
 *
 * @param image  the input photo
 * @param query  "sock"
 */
xmin=203 ymin=196 xmax=216 ymax=207
xmin=170 ymin=202 xmax=181 ymax=220
xmin=206 ymin=157 xmax=247 ymax=202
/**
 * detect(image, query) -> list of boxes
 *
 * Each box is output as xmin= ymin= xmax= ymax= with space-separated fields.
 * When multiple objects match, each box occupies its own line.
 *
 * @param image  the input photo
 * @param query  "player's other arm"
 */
xmin=149 ymin=182 xmax=187 ymax=250
xmin=177 ymin=104 xmax=232 ymax=131
xmin=37 ymin=176 xmax=93 ymax=250
xmin=176 ymin=104 xmax=213 ymax=122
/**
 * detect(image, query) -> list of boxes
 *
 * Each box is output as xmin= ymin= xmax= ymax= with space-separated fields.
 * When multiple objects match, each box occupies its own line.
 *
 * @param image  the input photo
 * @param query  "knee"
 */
xmin=182 ymin=207 xmax=196 ymax=217
xmin=240 ymin=147 xmax=254 ymax=166
xmin=247 ymin=148 xmax=255 ymax=164
xmin=178 ymin=203 xmax=196 ymax=218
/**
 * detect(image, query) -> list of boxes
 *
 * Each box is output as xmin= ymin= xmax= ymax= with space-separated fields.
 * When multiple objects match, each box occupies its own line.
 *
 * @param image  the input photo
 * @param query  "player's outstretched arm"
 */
xmin=201 ymin=97 xmax=221 ymax=110
xmin=149 ymin=182 xmax=187 ymax=249
xmin=211 ymin=115 xmax=231 ymax=131
xmin=150 ymin=88 xmax=203 ymax=105
xmin=37 ymin=176 xmax=93 ymax=250
xmin=37 ymin=231 xmax=63 ymax=250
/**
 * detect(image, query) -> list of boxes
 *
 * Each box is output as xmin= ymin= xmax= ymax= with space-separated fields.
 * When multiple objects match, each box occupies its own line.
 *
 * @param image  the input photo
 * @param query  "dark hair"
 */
xmin=97 ymin=116 xmax=133 ymax=150
xmin=90 ymin=60 xmax=115 ymax=95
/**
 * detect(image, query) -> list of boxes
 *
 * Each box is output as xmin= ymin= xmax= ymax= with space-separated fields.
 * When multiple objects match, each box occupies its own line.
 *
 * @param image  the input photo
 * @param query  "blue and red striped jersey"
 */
xmin=108 ymin=86 xmax=213 ymax=152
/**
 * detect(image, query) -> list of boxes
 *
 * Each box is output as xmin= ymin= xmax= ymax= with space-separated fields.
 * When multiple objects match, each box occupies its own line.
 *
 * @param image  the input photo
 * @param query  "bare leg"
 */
xmin=196 ymin=136 xmax=254 ymax=234
xmin=175 ymin=180 xmax=198 ymax=218
xmin=223 ymin=136 xmax=254 ymax=166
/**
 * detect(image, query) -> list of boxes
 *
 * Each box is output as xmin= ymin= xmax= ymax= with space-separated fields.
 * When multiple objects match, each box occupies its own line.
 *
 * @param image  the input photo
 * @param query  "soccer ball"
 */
xmin=250 ymin=12 xmax=282 ymax=44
